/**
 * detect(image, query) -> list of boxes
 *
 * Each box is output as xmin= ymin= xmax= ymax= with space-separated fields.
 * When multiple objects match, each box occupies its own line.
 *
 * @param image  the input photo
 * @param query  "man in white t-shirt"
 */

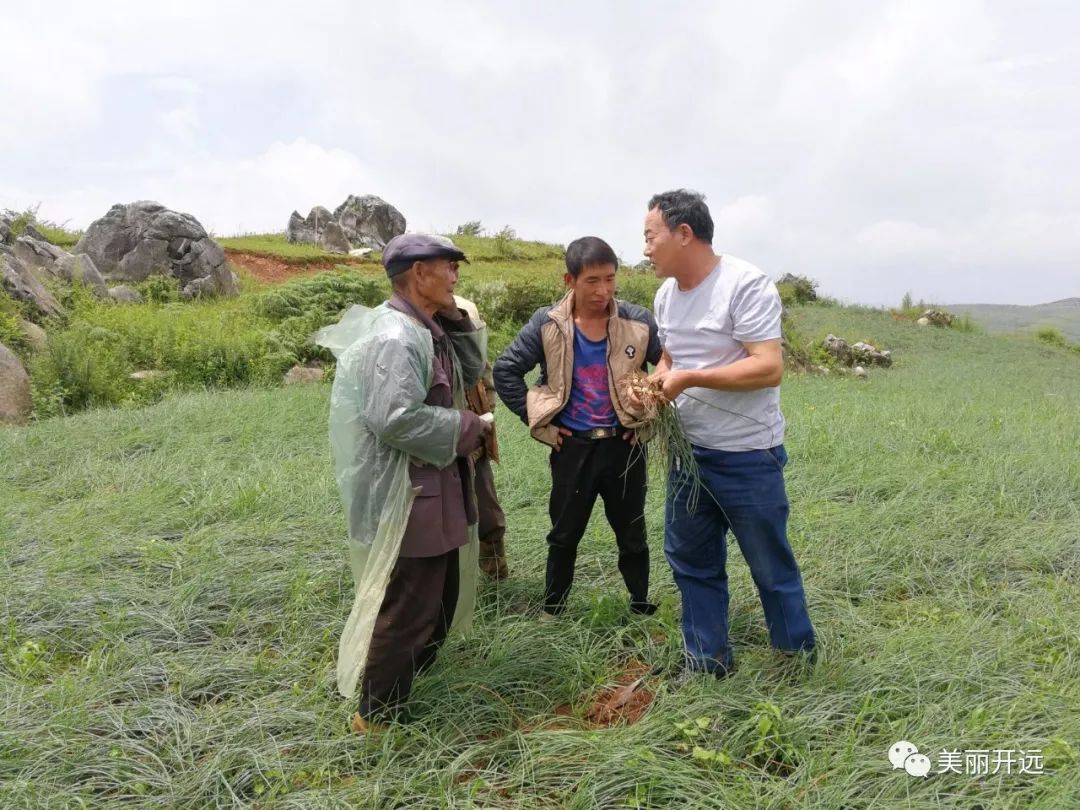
xmin=641 ymin=189 xmax=816 ymax=677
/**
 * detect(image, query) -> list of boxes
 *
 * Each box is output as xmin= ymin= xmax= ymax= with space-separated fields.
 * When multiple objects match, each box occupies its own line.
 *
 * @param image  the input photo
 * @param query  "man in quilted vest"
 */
xmin=493 ymin=237 xmax=662 ymax=618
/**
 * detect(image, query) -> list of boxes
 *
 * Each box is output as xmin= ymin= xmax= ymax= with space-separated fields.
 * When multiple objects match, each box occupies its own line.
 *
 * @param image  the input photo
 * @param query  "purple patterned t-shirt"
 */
xmin=559 ymin=328 xmax=616 ymax=431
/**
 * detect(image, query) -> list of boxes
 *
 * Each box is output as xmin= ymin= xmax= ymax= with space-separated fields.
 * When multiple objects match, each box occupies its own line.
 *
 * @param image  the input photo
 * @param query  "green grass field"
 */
xmin=2 ymin=299 xmax=1079 ymax=807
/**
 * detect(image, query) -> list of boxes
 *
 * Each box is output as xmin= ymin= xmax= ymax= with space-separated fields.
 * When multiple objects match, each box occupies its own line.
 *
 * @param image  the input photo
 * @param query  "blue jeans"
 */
xmin=664 ymin=444 xmax=815 ymax=673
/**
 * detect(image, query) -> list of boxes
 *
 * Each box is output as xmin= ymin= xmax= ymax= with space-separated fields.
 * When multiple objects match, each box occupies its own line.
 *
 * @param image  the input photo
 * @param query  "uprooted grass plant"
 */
xmin=621 ymin=370 xmax=705 ymax=513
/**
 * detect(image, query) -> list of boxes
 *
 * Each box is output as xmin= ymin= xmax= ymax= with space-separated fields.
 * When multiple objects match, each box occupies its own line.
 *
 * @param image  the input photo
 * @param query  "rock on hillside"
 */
xmin=0 ymin=342 xmax=31 ymax=425
xmin=286 ymin=194 xmax=406 ymax=253
xmin=1 ymin=244 xmax=65 ymax=319
xmin=74 ymin=201 xmax=238 ymax=298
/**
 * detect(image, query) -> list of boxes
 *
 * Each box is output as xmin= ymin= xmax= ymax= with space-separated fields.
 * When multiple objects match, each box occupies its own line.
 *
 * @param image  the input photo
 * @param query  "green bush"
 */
xmin=1036 ymin=326 xmax=1069 ymax=348
xmin=137 ymin=275 xmax=182 ymax=304
xmin=776 ymin=273 xmax=819 ymax=307
xmin=252 ymin=270 xmax=388 ymax=322
xmin=26 ymin=293 xmax=291 ymax=417
xmin=616 ymin=273 xmax=662 ymax=309
xmin=29 ymin=323 xmax=135 ymax=415
xmin=0 ymin=294 xmax=30 ymax=359
xmin=457 ymin=277 xmax=563 ymax=326
xmin=1035 ymin=326 xmax=1079 ymax=354
xmin=455 ymin=221 xmax=483 ymax=237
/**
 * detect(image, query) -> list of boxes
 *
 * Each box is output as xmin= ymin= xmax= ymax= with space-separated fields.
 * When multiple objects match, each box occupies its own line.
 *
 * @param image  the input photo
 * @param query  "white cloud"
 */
xmin=854 ymin=220 xmax=944 ymax=256
xmin=0 ymin=0 xmax=1077 ymax=306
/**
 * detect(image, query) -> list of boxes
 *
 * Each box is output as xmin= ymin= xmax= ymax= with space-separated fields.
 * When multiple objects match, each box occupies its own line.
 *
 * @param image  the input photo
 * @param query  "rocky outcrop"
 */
xmin=55 ymin=253 xmax=108 ymax=295
xmin=823 ymin=334 xmax=893 ymax=368
xmin=0 ymin=342 xmax=32 ymax=425
xmin=11 ymin=235 xmax=108 ymax=296
xmin=74 ymin=201 xmax=238 ymax=298
xmin=823 ymin=334 xmax=852 ymax=365
xmin=332 ymin=194 xmax=406 ymax=250
xmin=286 ymin=195 xmax=406 ymax=253
xmin=12 ymin=234 xmax=66 ymax=271
xmin=851 ymin=341 xmax=892 ymax=367
xmin=0 ymin=245 xmax=65 ymax=319
xmin=920 ymin=309 xmax=955 ymax=327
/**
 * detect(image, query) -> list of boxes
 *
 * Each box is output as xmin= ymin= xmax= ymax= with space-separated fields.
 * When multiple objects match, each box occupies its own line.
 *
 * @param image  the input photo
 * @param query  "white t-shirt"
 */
xmin=654 ymin=255 xmax=785 ymax=451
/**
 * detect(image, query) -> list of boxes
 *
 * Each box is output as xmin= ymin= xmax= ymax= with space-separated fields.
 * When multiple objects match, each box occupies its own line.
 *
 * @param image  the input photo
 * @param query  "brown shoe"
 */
xmin=479 ymin=557 xmax=510 ymax=580
xmin=350 ymin=712 xmax=388 ymax=735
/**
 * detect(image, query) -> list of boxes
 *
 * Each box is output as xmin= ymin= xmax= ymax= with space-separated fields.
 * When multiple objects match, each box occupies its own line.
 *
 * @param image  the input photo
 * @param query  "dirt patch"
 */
xmin=583 ymin=660 xmax=654 ymax=728
xmin=225 ymin=250 xmax=375 ymax=284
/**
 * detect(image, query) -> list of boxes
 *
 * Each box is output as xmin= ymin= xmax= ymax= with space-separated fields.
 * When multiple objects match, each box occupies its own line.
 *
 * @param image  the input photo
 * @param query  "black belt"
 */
xmin=565 ymin=426 xmax=621 ymax=440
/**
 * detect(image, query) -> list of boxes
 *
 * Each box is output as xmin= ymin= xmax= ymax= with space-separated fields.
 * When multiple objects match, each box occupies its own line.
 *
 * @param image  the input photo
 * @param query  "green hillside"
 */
xmin=2 ymin=293 xmax=1078 ymax=806
xmin=949 ymin=298 xmax=1080 ymax=341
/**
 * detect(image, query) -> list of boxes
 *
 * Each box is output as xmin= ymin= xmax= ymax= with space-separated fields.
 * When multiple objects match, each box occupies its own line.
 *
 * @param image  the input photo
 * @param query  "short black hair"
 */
xmin=647 ymin=189 xmax=714 ymax=244
xmin=565 ymin=236 xmax=618 ymax=278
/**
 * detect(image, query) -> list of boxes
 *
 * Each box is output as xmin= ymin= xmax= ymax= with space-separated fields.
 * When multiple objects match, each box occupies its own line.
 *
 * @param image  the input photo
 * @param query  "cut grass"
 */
xmin=2 ymin=307 xmax=1079 ymax=806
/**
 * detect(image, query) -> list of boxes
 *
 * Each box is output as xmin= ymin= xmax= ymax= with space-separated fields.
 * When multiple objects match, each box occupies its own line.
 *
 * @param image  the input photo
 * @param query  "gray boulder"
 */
xmin=921 ymin=309 xmax=955 ymax=327
xmin=823 ymin=334 xmax=852 ymax=365
xmin=13 ymin=235 xmax=67 ymax=272
xmin=286 ymin=206 xmax=351 ymax=253
xmin=12 ymin=236 xmax=107 ymax=296
xmin=55 ymin=253 xmax=108 ymax=295
xmin=0 ymin=342 xmax=32 ymax=425
xmin=74 ymin=201 xmax=238 ymax=297
xmin=320 ymin=220 xmax=352 ymax=254
xmin=0 ymin=246 xmax=65 ymax=319
xmin=333 ymin=194 xmax=406 ymax=250
xmin=108 ymin=285 xmax=144 ymax=304
xmin=286 ymin=205 xmax=334 ymax=243
xmin=23 ymin=223 xmax=49 ymax=242
xmin=851 ymin=341 xmax=893 ymax=367
xmin=0 ymin=215 xmax=12 ymax=245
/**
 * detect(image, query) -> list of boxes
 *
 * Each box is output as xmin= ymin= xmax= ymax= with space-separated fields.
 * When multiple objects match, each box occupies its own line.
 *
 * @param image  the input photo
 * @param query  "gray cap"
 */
xmin=382 ymin=233 xmax=469 ymax=276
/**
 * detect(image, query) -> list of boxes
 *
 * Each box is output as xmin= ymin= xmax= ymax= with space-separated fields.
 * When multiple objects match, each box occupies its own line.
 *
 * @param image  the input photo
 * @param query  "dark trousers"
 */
xmin=358 ymin=548 xmax=459 ymax=720
xmin=545 ymin=435 xmax=650 ymax=613
xmin=475 ymin=455 xmax=509 ymax=578
xmin=665 ymin=444 xmax=815 ymax=674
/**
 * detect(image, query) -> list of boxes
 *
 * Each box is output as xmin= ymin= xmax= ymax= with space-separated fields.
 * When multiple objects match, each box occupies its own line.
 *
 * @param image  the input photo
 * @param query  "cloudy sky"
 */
xmin=2 ymin=1 xmax=1076 ymax=305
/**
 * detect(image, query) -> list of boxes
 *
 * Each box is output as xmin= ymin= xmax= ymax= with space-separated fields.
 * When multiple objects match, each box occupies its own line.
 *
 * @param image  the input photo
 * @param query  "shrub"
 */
xmin=1036 ymin=326 xmax=1069 ymax=349
xmin=455 ymin=221 xmax=484 ymax=237
xmin=0 ymin=294 xmax=30 ymax=359
xmin=457 ymin=277 xmax=563 ymax=326
xmin=493 ymin=225 xmax=519 ymax=258
xmin=616 ymin=273 xmax=662 ymax=309
xmin=29 ymin=323 xmax=135 ymax=415
xmin=137 ymin=275 xmax=182 ymax=304
xmin=252 ymin=270 xmax=387 ymax=322
xmin=776 ymin=273 xmax=818 ymax=306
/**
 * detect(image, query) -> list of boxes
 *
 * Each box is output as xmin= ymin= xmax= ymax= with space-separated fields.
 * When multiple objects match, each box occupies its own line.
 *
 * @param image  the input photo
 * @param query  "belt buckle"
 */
xmin=588 ymin=427 xmax=616 ymax=440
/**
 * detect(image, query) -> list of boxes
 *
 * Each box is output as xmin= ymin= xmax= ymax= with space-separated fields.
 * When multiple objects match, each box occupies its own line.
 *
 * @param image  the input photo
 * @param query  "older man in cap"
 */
xmin=323 ymin=233 xmax=491 ymax=732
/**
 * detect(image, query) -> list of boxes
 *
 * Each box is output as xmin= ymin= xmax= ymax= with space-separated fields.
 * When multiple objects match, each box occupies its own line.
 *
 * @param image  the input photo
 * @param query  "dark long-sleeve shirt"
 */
xmin=387 ymin=293 xmax=485 ymax=557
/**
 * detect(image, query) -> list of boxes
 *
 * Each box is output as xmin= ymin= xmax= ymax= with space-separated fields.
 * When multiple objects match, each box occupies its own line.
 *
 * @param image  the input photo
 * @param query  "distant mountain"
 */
xmin=947 ymin=297 xmax=1080 ymax=341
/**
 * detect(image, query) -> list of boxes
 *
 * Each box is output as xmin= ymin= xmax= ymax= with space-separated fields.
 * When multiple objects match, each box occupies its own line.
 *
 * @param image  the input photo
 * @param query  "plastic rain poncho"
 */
xmin=316 ymin=303 xmax=487 ymax=699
